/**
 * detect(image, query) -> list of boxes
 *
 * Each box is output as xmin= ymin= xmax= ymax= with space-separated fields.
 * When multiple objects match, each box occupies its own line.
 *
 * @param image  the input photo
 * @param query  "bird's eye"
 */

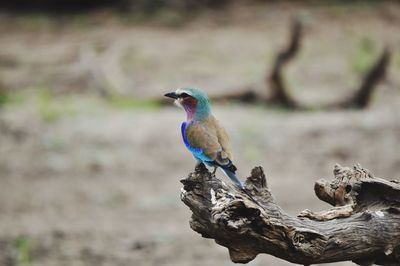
xmin=180 ymin=93 xmax=190 ymax=98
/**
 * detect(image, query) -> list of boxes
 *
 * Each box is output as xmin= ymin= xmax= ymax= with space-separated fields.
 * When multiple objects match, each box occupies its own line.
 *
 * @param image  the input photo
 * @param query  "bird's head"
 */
xmin=164 ymin=88 xmax=211 ymax=121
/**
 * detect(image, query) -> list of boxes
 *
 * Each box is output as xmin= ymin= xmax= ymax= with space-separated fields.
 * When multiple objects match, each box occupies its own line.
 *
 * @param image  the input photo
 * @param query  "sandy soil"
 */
xmin=0 ymin=2 xmax=400 ymax=266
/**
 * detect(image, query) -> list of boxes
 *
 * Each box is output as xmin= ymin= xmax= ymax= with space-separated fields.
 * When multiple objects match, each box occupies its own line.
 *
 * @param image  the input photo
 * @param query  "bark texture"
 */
xmin=180 ymin=164 xmax=400 ymax=265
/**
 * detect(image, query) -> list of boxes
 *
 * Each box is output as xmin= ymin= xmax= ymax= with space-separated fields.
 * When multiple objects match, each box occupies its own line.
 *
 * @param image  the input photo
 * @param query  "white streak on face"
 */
xmin=175 ymin=88 xmax=194 ymax=97
xmin=375 ymin=210 xmax=384 ymax=217
xmin=173 ymin=89 xmax=185 ymax=109
xmin=172 ymin=88 xmax=194 ymax=109
xmin=174 ymin=99 xmax=182 ymax=108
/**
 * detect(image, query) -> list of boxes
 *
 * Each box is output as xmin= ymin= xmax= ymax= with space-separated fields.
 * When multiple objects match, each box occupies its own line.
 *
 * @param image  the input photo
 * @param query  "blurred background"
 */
xmin=0 ymin=1 xmax=399 ymax=266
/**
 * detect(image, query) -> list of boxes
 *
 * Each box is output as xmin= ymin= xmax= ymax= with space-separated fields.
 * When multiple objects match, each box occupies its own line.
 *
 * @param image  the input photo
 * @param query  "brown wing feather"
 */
xmin=185 ymin=116 xmax=233 ymax=166
xmin=185 ymin=122 xmax=220 ymax=161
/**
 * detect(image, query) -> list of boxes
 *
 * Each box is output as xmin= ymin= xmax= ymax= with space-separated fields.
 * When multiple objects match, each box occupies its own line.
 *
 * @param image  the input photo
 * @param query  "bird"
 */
xmin=164 ymin=88 xmax=245 ymax=190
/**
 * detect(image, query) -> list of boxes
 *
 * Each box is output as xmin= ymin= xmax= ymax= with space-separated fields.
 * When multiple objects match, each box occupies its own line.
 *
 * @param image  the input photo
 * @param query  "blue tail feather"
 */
xmin=220 ymin=167 xmax=244 ymax=190
xmin=218 ymin=166 xmax=261 ymax=206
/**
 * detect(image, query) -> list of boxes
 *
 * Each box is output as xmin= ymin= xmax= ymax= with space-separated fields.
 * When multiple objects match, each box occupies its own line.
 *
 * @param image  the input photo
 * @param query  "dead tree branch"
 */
xmin=157 ymin=19 xmax=391 ymax=111
xmin=334 ymin=48 xmax=391 ymax=109
xmin=268 ymin=19 xmax=303 ymax=109
xmin=180 ymin=164 xmax=400 ymax=265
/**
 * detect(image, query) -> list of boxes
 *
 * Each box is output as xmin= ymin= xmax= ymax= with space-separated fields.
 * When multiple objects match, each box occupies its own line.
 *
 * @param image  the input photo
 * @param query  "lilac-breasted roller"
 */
xmin=164 ymin=88 xmax=244 ymax=189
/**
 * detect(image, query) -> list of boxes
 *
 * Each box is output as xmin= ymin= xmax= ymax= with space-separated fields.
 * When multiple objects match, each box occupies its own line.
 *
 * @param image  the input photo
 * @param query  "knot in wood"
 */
xmin=290 ymin=229 xmax=327 ymax=258
xmin=247 ymin=166 xmax=267 ymax=188
xmin=333 ymin=164 xmax=374 ymax=183
xmin=180 ymin=175 xmax=203 ymax=193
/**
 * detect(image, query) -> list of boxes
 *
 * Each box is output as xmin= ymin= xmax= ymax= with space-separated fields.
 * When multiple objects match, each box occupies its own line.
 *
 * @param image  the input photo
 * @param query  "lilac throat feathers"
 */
xmin=184 ymin=104 xmax=196 ymax=121
xmin=183 ymin=97 xmax=211 ymax=122
xmin=182 ymin=97 xmax=198 ymax=121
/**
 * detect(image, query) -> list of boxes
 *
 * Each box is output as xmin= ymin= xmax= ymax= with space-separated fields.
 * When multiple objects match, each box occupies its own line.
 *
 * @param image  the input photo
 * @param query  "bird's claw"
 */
xmin=212 ymin=167 xmax=217 ymax=177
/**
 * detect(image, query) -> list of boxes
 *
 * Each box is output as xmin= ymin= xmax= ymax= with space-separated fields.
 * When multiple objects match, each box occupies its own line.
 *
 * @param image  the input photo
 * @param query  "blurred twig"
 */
xmin=158 ymin=18 xmax=392 ymax=111
xmin=268 ymin=18 xmax=303 ymax=109
xmin=334 ymin=48 xmax=391 ymax=109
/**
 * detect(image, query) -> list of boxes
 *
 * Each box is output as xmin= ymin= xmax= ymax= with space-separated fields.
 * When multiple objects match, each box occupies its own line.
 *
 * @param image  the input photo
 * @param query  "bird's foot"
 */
xmin=212 ymin=167 xmax=217 ymax=177
xmin=194 ymin=162 xmax=207 ymax=173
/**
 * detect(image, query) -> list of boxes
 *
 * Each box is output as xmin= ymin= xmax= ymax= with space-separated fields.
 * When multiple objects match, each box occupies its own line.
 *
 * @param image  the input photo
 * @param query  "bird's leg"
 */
xmin=212 ymin=167 xmax=217 ymax=176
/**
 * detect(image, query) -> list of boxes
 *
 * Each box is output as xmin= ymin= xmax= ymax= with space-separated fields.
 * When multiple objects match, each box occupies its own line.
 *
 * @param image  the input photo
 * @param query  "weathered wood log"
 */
xmin=180 ymin=164 xmax=400 ymax=265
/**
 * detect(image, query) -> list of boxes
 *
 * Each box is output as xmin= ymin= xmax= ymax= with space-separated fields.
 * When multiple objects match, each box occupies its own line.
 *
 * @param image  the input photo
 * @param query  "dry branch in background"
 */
xmin=165 ymin=19 xmax=391 ymax=110
xmin=334 ymin=48 xmax=391 ymax=109
xmin=268 ymin=19 xmax=302 ymax=109
xmin=266 ymin=19 xmax=391 ymax=110
xmin=180 ymin=164 xmax=400 ymax=265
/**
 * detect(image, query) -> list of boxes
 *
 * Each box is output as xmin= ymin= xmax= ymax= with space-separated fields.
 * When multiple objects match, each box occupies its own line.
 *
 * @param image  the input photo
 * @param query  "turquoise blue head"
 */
xmin=164 ymin=88 xmax=211 ymax=121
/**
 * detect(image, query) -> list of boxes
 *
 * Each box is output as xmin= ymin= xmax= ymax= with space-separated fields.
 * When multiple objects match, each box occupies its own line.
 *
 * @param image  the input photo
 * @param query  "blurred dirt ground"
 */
xmin=0 ymin=2 xmax=400 ymax=266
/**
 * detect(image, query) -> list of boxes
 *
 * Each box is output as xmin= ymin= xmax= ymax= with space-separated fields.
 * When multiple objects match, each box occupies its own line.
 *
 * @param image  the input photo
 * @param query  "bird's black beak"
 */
xmin=164 ymin=92 xmax=179 ymax=99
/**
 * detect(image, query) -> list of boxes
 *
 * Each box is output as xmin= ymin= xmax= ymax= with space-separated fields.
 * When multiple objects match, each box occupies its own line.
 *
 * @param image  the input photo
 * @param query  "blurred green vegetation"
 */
xmin=15 ymin=238 xmax=31 ymax=266
xmin=396 ymin=50 xmax=400 ymax=69
xmin=0 ymin=89 xmax=25 ymax=106
xmin=1 ymin=88 xmax=162 ymax=123
xmin=351 ymin=37 xmax=376 ymax=76
xmin=36 ymin=88 xmax=78 ymax=123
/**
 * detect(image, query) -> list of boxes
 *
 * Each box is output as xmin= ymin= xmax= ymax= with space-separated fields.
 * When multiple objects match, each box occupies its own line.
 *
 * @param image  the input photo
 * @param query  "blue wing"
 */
xmin=181 ymin=122 xmax=211 ymax=163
